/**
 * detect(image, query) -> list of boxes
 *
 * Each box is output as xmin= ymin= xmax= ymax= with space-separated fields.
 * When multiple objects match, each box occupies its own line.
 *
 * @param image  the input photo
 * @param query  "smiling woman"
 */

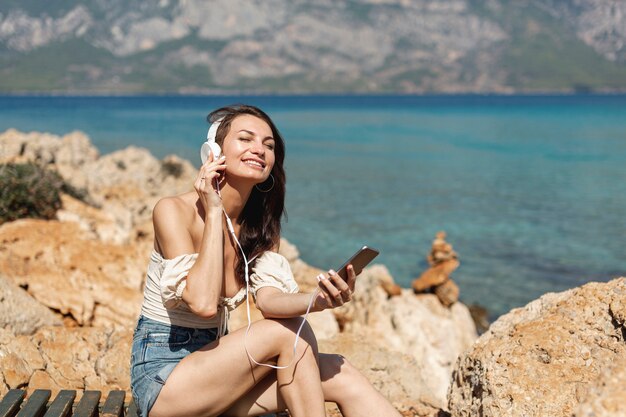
xmin=128 ymin=104 xmax=401 ymax=417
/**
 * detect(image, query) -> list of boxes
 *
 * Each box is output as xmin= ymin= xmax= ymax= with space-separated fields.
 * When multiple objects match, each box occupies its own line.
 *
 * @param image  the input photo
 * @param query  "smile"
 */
xmin=243 ymin=159 xmax=265 ymax=169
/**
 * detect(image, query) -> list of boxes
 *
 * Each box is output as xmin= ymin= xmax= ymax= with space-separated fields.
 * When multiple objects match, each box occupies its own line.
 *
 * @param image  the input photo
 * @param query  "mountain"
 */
xmin=0 ymin=0 xmax=625 ymax=94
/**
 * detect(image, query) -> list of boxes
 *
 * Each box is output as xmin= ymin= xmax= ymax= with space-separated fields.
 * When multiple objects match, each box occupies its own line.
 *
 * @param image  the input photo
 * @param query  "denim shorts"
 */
xmin=130 ymin=315 xmax=219 ymax=417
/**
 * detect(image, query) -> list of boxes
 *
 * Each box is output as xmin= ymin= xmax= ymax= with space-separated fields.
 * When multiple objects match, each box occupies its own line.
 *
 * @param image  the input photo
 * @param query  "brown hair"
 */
xmin=207 ymin=104 xmax=287 ymax=286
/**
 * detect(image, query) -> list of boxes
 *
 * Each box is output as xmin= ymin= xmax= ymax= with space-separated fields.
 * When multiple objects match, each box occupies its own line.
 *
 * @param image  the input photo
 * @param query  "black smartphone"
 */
xmin=336 ymin=246 xmax=380 ymax=281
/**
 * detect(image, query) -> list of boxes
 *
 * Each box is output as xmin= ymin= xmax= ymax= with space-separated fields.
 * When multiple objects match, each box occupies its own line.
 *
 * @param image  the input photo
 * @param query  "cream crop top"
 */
xmin=140 ymin=250 xmax=299 ymax=332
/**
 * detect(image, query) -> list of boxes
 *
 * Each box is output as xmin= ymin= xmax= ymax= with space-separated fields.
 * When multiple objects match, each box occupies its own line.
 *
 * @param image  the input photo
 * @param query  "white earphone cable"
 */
xmin=216 ymin=176 xmax=318 ymax=369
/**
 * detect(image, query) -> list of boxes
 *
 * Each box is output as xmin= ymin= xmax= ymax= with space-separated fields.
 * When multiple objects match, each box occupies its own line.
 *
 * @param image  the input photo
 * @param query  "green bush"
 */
xmin=0 ymin=162 xmax=87 ymax=225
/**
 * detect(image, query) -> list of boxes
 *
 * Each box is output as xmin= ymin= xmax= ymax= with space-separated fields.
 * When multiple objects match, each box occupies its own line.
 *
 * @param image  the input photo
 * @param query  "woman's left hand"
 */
xmin=313 ymin=265 xmax=357 ymax=310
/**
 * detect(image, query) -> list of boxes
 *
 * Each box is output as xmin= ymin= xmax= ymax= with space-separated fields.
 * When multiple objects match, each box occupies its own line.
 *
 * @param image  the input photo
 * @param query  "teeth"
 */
xmin=244 ymin=160 xmax=263 ymax=168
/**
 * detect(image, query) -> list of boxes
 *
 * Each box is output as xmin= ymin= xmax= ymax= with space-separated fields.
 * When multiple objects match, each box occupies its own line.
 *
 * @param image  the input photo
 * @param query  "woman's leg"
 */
xmin=149 ymin=317 xmax=325 ymax=417
xmin=221 ymin=353 xmax=402 ymax=417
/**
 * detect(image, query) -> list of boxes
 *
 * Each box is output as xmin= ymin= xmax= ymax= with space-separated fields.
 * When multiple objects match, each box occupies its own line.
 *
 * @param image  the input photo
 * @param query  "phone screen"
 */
xmin=336 ymin=246 xmax=380 ymax=281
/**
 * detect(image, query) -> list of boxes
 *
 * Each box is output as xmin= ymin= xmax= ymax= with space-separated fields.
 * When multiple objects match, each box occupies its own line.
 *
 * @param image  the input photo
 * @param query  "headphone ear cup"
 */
xmin=200 ymin=142 xmax=211 ymax=164
xmin=201 ymin=142 xmax=221 ymax=164
xmin=209 ymin=142 xmax=222 ymax=159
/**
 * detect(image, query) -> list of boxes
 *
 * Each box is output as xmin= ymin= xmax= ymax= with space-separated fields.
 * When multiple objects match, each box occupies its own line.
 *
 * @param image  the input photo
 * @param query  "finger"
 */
xmin=318 ymin=274 xmax=343 ymax=306
xmin=346 ymin=264 xmax=357 ymax=292
xmin=327 ymin=269 xmax=351 ymax=302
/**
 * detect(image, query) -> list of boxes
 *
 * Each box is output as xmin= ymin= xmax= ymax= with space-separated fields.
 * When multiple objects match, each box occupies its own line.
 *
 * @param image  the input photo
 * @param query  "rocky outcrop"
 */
xmin=335 ymin=265 xmax=477 ymax=407
xmin=0 ymin=274 xmax=62 ymax=335
xmin=574 ymin=354 xmax=626 ymax=417
xmin=319 ymin=332 xmax=443 ymax=417
xmin=0 ymin=129 xmax=478 ymax=414
xmin=0 ymin=129 xmax=197 ymax=244
xmin=0 ymin=327 xmax=131 ymax=399
xmin=448 ymin=277 xmax=626 ymax=417
xmin=0 ymin=219 xmax=145 ymax=327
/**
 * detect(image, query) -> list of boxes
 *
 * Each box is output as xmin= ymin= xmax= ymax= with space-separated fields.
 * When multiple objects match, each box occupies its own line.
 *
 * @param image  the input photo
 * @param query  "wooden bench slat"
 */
xmin=72 ymin=391 xmax=101 ymax=417
xmin=100 ymin=392 xmax=125 ymax=417
xmin=0 ymin=390 xmax=26 ymax=417
xmin=15 ymin=390 xmax=50 ymax=417
xmin=125 ymin=400 xmax=138 ymax=417
xmin=42 ymin=391 xmax=75 ymax=417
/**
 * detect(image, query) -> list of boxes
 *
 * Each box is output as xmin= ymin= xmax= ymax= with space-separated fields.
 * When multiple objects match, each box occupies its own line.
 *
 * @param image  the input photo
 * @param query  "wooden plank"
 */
xmin=72 ymin=391 xmax=101 ymax=417
xmin=42 ymin=391 xmax=75 ymax=417
xmin=100 ymin=392 xmax=125 ymax=417
xmin=0 ymin=390 xmax=26 ymax=417
xmin=125 ymin=399 xmax=138 ymax=417
xmin=15 ymin=390 xmax=50 ymax=417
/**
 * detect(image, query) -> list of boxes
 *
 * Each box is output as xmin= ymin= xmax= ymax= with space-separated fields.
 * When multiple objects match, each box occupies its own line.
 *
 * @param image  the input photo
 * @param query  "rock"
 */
xmin=0 ymin=327 xmax=46 ymax=397
xmin=0 ymin=219 xmax=144 ymax=327
xmin=434 ymin=278 xmax=459 ymax=307
xmin=412 ymin=260 xmax=459 ymax=292
xmin=448 ymin=277 xmax=626 ymax=417
xmin=412 ymin=231 xmax=461 ymax=307
xmin=0 ymin=272 xmax=62 ymax=335
xmin=319 ymin=331 xmax=442 ymax=416
xmin=0 ymin=326 xmax=132 ymax=399
xmin=335 ymin=264 xmax=477 ymax=406
xmin=0 ymin=129 xmax=99 ymax=192
xmin=0 ymin=130 xmax=198 ymax=241
xmin=574 ymin=354 xmax=626 ymax=417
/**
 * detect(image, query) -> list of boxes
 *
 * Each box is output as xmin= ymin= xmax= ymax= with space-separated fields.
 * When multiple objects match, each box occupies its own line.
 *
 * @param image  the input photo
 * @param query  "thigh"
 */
xmin=130 ymin=317 xmax=219 ymax=417
xmin=220 ymin=353 xmax=353 ymax=417
xmin=150 ymin=317 xmax=316 ymax=417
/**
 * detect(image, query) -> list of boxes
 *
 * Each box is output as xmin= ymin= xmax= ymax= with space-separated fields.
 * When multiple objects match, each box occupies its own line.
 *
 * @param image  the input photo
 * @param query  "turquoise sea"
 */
xmin=1 ymin=95 xmax=625 ymax=319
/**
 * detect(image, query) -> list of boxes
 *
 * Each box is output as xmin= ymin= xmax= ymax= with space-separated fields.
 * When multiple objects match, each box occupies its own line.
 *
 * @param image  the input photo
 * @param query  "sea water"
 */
xmin=1 ymin=94 xmax=625 ymax=318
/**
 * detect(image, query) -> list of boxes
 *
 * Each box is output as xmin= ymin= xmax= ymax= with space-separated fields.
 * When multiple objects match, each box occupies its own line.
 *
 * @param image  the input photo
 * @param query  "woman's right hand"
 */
xmin=194 ymin=151 xmax=227 ymax=213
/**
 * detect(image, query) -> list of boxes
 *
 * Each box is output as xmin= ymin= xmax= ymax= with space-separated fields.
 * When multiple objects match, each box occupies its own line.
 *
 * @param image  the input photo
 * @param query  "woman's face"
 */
xmin=221 ymin=114 xmax=276 ymax=183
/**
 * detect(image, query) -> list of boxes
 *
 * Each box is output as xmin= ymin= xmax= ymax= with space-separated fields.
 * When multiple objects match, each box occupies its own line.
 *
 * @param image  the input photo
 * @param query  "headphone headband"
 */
xmin=206 ymin=117 xmax=223 ymax=142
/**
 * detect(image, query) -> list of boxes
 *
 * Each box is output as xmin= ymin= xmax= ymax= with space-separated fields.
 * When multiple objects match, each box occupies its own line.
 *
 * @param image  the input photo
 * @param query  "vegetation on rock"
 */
xmin=0 ymin=162 xmax=86 ymax=224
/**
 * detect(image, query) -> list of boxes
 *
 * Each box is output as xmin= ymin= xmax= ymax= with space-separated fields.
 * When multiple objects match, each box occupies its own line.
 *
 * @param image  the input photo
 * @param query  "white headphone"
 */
xmin=200 ymin=118 xmax=223 ymax=163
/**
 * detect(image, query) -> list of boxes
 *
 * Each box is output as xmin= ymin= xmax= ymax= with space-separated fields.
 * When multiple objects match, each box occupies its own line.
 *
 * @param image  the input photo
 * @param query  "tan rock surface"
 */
xmin=0 ymin=129 xmax=197 ymax=242
xmin=319 ymin=331 xmax=442 ymax=416
xmin=0 ymin=219 xmax=144 ymax=327
xmin=448 ymin=277 xmax=626 ymax=417
xmin=335 ymin=264 xmax=477 ymax=406
xmin=0 ymin=273 xmax=62 ymax=334
xmin=0 ymin=326 xmax=132 ymax=399
xmin=574 ymin=354 xmax=626 ymax=417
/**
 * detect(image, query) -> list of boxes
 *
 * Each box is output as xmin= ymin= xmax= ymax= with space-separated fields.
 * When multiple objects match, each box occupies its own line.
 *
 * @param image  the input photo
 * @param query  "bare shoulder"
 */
xmin=152 ymin=193 xmax=197 ymax=257
xmin=153 ymin=195 xmax=194 ymax=222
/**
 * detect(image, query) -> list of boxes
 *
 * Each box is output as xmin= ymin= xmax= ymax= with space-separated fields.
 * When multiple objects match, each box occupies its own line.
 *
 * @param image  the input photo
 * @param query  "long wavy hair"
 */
xmin=207 ymin=104 xmax=287 ymax=286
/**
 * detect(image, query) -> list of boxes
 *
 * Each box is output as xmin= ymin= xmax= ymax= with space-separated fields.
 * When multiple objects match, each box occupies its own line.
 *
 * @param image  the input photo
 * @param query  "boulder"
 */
xmin=319 ymin=331 xmax=442 ymax=416
xmin=0 ymin=129 xmax=99 ymax=191
xmin=448 ymin=277 xmax=626 ymax=417
xmin=0 ymin=273 xmax=62 ymax=335
xmin=0 ymin=219 xmax=145 ymax=327
xmin=573 ymin=354 xmax=626 ymax=417
xmin=335 ymin=264 xmax=477 ymax=406
xmin=0 ymin=129 xmax=197 ymax=240
xmin=0 ymin=326 xmax=132 ymax=399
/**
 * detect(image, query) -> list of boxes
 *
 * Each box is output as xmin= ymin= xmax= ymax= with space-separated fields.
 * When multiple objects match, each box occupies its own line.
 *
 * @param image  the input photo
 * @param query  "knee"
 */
xmin=264 ymin=317 xmax=317 ymax=352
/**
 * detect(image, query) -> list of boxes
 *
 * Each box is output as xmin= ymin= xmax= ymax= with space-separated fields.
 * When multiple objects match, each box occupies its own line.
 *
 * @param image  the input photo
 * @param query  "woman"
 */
xmin=130 ymin=104 xmax=401 ymax=417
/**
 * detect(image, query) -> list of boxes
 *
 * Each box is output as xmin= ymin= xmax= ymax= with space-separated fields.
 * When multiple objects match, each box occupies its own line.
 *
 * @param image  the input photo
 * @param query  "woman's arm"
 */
xmin=255 ymin=266 xmax=356 ymax=318
xmin=153 ymin=153 xmax=227 ymax=318
xmin=153 ymin=197 xmax=224 ymax=318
